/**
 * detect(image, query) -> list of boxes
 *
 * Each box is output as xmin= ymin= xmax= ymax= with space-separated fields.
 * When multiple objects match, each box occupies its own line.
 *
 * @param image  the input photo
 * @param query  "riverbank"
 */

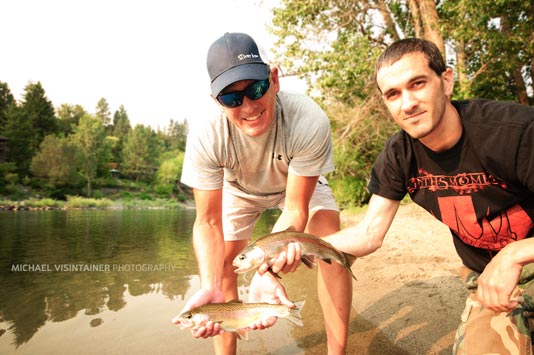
xmin=0 ymin=196 xmax=195 ymax=211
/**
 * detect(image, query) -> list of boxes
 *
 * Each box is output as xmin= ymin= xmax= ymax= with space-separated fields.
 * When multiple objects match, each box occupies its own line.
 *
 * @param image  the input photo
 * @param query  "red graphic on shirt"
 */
xmin=407 ymin=169 xmax=507 ymax=194
xmin=438 ymin=195 xmax=532 ymax=250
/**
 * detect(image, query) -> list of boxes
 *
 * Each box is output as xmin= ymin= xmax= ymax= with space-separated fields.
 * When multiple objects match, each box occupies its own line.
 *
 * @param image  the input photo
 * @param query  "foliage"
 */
xmin=56 ymin=104 xmax=87 ymax=136
xmin=71 ymin=114 xmax=111 ymax=197
xmin=65 ymin=195 xmax=114 ymax=209
xmin=157 ymin=151 xmax=184 ymax=184
xmin=440 ymin=0 xmax=534 ymax=104
xmin=95 ymin=98 xmax=111 ymax=126
xmin=3 ymin=104 xmax=34 ymax=175
xmin=121 ymin=124 xmax=162 ymax=182
xmin=30 ymin=135 xmax=82 ymax=187
xmin=0 ymin=81 xmax=15 ymax=129
xmin=326 ymin=98 xmax=398 ymax=208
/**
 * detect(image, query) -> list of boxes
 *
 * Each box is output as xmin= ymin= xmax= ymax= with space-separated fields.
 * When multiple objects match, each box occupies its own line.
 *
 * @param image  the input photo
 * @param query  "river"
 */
xmin=0 ymin=208 xmax=322 ymax=354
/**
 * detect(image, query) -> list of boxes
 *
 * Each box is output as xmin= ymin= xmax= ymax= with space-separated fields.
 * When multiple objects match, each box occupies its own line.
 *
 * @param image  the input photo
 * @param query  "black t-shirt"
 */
xmin=369 ymin=99 xmax=534 ymax=272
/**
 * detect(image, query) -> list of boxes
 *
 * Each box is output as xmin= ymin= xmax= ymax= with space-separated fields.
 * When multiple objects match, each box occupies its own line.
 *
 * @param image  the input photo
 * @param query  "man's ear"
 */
xmin=442 ymin=67 xmax=455 ymax=98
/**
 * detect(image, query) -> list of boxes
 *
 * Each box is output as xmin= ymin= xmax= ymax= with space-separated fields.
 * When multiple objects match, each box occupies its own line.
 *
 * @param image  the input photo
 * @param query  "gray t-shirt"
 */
xmin=181 ymin=91 xmax=334 ymax=196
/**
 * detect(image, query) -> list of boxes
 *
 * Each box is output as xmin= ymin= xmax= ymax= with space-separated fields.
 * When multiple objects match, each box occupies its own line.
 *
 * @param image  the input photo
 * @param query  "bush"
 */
xmin=154 ymin=184 xmax=174 ymax=198
xmin=330 ymin=176 xmax=370 ymax=210
xmin=65 ymin=195 xmax=114 ymax=209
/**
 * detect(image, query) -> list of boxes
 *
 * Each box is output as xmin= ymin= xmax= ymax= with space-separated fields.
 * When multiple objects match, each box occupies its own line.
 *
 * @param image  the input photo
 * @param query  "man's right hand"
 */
xmin=171 ymin=288 xmax=226 ymax=338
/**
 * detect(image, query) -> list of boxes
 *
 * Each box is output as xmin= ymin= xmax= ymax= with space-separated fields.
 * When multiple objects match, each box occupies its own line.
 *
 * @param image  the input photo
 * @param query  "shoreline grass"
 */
xmin=0 ymin=196 xmax=191 ymax=210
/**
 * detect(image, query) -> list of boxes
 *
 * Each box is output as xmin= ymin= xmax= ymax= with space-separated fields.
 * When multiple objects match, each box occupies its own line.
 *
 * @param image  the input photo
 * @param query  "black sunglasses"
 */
xmin=216 ymin=78 xmax=270 ymax=108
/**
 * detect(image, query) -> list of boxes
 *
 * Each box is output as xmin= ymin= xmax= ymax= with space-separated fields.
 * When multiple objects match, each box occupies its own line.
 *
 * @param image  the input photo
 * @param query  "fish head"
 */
xmin=232 ymin=246 xmax=266 ymax=273
xmin=174 ymin=311 xmax=210 ymax=330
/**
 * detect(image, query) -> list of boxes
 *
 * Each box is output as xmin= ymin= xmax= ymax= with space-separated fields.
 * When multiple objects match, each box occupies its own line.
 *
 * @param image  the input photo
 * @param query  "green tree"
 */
xmin=157 ymin=151 xmax=184 ymax=184
xmin=71 ymin=114 xmax=110 ymax=197
xmin=440 ymin=0 xmax=534 ymax=103
xmin=110 ymin=105 xmax=131 ymax=165
xmin=95 ymin=98 xmax=111 ymax=126
xmin=21 ymin=82 xmax=58 ymax=152
xmin=112 ymin=105 xmax=131 ymax=137
xmin=56 ymin=104 xmax=87 ymax=136
xmin=164 ymin=118 xmax=188 ymax=151
xmin=0 ymin=81 xmax=15 ymax=131
xmin=3 ymin=104 xmax=33 ymax=174
xmin=121 ymin=124 xmax=162 ymax=182
xmin=30 ymin=135 xmax=81 ymax=187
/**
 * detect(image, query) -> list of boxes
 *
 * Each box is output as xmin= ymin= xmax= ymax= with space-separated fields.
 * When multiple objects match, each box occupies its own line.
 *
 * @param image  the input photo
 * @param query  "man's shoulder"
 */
xmin=454 ymin=99 xmax=534 ymax=127
xmin=276 ymin=91 xmax=328 ymax=129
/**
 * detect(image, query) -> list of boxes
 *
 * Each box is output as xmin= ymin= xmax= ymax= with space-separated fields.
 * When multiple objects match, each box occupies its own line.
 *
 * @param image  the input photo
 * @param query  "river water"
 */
xmin=1 ymin=208 xmax=326 ymax=354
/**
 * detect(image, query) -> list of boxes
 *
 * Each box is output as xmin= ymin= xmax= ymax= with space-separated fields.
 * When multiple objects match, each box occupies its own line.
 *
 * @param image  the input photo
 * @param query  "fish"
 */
xmin=232 ymin=227 xmax=357 ymax=280
xmin=173 ymin=300 xmax=305 ymax=340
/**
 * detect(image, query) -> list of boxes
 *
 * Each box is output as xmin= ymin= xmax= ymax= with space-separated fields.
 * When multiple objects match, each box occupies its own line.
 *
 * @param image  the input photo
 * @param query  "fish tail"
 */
xmin=285 ymin=301 xmax=305 ymax=327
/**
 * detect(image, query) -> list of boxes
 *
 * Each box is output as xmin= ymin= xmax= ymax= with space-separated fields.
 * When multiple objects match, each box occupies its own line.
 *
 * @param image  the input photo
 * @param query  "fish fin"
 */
xmin=285 ymin=300 xmax=305 ymax=327
xmin=268 ymin=268 xmax=282 ymax=279
xmin=236 ymin=328 xmax=249 ymax=340
xmin=282 ymin=226 xmax=297 ymax=232
xmin=320 ymin=257 xmax=334 ymax=265
xmin=340 ymin=253 xmax=358 ymax=281
xmin=346 ymin=266 xmax=358 ymax=281
xmin=301 ymin=255 xmax=316 ymax=269
xmin=343 ymin=252 xmax=357 ymax=266
xmin=227 ymin=299 xmax=243 ymax=304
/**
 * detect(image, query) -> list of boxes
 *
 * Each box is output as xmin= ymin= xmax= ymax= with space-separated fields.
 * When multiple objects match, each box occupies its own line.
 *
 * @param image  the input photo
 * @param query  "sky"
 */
xmin=0 ymin=0 xmax=306 ymax=131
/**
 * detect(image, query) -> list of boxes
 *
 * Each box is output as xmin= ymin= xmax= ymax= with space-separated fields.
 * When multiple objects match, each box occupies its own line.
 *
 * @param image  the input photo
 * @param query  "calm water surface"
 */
xmin=0 ymin=208 xmax=321 ymax=355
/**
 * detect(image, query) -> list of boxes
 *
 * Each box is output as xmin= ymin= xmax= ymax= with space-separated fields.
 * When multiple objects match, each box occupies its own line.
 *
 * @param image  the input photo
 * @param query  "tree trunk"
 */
xmin=376 ymin=0 xmax=400 ymax=42
xmin=501 ymin=13 xmax=529 ymax=105
xmin=419 ymin=0 xmax=445 ymax=55
xmin=455 ymin=39 xmax=470 ymax=96
xmin=407 ymin=0 xmax=422 ymax=38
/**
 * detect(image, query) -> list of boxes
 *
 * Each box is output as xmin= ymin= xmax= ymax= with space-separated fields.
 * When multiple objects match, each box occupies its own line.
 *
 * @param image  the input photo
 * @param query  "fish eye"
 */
xmin=184 ymin=313 xmax=192 ymax=319
xmin=238 ymin=254 xmax=246 ymax=261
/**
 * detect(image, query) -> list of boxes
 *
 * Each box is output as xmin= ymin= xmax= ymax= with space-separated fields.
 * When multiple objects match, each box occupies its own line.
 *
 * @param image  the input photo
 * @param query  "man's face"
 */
xmin=376 ymin=52 xmax=454 ymax=142
xmin=215 ymin=67 xmax=280 ymax=137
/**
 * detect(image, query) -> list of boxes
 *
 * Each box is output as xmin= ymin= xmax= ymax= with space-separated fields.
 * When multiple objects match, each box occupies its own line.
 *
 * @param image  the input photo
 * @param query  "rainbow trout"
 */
xmin=174 ymin=300 xmax=304 ymax=340
xmin=232 ymin=227 xmax=357 ymax=280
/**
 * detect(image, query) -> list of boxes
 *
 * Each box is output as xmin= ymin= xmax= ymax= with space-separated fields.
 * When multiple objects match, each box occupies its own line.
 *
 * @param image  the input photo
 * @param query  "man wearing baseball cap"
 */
xmin=174 ymin=32 xmax=352 ymax=354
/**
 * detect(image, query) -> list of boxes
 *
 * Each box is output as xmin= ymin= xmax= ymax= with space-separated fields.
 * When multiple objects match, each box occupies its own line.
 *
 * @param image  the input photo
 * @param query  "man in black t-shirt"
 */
xmin=270 ymin=38 xmax=534 ymax=354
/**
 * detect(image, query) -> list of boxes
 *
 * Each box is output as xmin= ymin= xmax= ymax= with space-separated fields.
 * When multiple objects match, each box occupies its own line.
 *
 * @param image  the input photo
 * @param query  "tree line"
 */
xmin=0 ymin=80 xmax=188 ymax=200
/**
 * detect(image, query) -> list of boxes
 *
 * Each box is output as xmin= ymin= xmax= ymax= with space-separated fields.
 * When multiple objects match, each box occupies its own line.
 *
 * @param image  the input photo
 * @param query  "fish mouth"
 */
xmin=232 ymin=264 xmax=254 ymax=274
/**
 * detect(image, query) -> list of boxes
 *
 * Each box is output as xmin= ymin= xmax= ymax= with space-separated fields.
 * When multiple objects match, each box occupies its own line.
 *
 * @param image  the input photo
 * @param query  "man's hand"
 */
xmin=171 ymin=288 xmax=225 ymax=338
xmin=247 ymin=271 xmax=294 ymax=330
xmin=257 ymin=241 xmax=302 ymax=275
xmin=476 ymin=246 xmax=523 ymax=313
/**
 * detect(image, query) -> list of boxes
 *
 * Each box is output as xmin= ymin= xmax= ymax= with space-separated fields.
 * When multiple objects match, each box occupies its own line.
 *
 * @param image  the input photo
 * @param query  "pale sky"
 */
xmin=0 ymin=0 xmax=305 ymax=130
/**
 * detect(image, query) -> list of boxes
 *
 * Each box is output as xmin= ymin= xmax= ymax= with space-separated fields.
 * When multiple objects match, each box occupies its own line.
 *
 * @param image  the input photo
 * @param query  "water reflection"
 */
xmin=0 ymin=208 xmax=280 ymax=350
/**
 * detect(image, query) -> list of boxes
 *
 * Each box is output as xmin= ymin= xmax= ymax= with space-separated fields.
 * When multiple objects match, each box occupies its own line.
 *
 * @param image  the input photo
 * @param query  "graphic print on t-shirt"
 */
xmin=408 ymin=169 xmax=532 ymax=251
xmin=438 ymin=195 xmax=531 ymax=250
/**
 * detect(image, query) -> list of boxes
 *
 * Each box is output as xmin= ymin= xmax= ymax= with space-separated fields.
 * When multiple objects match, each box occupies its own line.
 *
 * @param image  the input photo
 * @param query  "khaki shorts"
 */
xmin=222 ymin=176 xmax=338 ymax=241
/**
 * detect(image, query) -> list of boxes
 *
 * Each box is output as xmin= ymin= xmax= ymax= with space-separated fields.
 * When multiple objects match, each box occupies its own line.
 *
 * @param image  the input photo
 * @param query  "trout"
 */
xmin=232 ymin=227 xmax=357 ymax=280
xmin=173 ymin=300 xmax=304 ymax=340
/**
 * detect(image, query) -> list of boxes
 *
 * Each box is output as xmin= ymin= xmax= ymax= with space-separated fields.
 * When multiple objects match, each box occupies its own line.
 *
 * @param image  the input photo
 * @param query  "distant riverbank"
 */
xmin=0 ymin=196 xmax=195 ymax=211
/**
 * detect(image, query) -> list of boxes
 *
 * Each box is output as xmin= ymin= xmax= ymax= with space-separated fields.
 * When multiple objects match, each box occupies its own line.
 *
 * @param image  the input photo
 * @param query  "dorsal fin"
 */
xmin=227 ymin=299 xmax=243 ymax=304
